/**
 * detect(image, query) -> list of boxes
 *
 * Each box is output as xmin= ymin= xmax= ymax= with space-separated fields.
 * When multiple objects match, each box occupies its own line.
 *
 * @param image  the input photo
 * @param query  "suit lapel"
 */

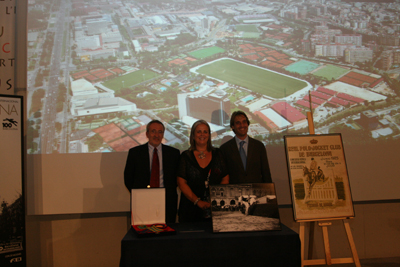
xmin=143 ymin=143 xmax=151 ymax=179
xmin=247 ymin=137 xmax=256 ymax=169
xmin=161 ymin=144 xmax=166 ymax=171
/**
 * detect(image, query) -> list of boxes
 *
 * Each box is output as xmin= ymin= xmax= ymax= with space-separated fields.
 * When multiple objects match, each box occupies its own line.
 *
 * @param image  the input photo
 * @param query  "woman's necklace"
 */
xmin=197 ymin=150 xmax=207 ymax=159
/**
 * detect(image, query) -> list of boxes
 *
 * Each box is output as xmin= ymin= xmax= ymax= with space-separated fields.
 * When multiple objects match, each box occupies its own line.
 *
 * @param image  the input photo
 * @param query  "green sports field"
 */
xmin=231 ymin=24 xmax=260 ymax=38
xmin=196 ymin=59 xmax=308 ymax=98
xmin=188 ymin=46 xmax=226 ymax=59
xmin=312 ymin=64 xmax=349 ymax=80
xmin=242 ymin=32 xmax=261 ymax=38
xmin=236 ymin=24 xmax=259 ymax=33
xmin=285 ymin=60 xmax=320 ymax=75
xmin=102 ymin=69 xmax=159 ymax=93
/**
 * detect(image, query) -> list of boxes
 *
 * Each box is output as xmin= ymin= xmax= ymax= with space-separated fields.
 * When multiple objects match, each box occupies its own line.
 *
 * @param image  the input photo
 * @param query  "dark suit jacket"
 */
xmin=124 ymin=143 xmax=180 ymax=223
xmin=220 ymin=137 xmax=272 ymax=184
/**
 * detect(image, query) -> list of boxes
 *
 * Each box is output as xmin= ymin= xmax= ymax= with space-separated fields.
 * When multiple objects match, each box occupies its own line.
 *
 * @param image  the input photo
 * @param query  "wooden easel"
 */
xmin=299 ymin=218 xmax=361 ymax=267
xmin=300 ymin=92 xmax=360 ymax=266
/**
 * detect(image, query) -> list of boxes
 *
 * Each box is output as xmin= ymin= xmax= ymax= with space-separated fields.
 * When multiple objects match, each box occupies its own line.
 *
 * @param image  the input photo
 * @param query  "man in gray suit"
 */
xmin=220 ymin=111 xmax=272 ymax=184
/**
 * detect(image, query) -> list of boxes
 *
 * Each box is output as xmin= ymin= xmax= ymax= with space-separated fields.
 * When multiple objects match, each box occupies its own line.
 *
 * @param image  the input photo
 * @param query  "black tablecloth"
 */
xmin=120 ymin=222 xmax=300 ymax=267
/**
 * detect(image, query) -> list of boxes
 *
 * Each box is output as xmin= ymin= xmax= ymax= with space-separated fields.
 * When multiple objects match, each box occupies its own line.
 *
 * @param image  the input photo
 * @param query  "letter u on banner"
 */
xmin=0 ymin=0 xmax=16 ymax=95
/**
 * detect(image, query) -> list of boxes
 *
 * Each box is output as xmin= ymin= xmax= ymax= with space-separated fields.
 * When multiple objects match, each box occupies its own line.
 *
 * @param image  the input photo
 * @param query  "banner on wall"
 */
xmin=0 ymin=94 xmax=25 ymax=267
xmin=0 ymin=0 xmax=16 ymax=94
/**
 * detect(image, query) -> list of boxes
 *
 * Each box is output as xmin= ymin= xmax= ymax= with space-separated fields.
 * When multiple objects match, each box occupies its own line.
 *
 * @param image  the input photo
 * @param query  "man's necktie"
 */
xmin=239 ymin=141 xmax=247 ymax=171
xmin=150 ymin=148 xmax=159 ymax=188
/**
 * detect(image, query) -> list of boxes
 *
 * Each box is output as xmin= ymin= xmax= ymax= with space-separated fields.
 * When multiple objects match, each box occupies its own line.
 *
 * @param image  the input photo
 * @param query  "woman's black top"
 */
xmin=177 ymin=148 xmax=228 ymax=223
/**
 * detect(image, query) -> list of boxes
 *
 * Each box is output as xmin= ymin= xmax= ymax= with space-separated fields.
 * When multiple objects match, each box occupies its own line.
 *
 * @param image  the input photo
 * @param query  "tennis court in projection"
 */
xmin=196 ymin=59 xmax=309 ymax=98
xmin=285 ymin=60 xmax=320 ymax=75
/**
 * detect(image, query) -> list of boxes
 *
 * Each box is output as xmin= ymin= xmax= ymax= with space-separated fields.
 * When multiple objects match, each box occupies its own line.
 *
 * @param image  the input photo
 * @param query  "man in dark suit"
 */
xmin=124 ymin=120 xmax=180 ymax=223
xmin=220 ymin=111 xmax=272 ymax=184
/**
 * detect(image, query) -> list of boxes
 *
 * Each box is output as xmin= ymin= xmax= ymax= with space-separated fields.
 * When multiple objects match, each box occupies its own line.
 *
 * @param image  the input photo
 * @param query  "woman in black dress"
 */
xmin=177 ymin=120 xmax=229 ymax=222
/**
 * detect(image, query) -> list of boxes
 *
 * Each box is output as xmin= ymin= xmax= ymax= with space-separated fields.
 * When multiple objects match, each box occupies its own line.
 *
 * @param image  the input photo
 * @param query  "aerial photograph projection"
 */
xmin=26 ymin=0 xmax=400 ymax=154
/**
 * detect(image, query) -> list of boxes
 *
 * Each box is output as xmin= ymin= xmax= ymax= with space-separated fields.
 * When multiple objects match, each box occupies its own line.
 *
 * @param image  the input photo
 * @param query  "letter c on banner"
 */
xmin=2 ymin=43 xmax=10 ymax=53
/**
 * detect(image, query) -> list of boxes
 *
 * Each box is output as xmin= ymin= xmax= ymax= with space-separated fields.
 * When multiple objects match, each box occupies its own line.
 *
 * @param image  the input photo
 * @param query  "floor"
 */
xmin=312 ymin=257 xmax=400 ymax=267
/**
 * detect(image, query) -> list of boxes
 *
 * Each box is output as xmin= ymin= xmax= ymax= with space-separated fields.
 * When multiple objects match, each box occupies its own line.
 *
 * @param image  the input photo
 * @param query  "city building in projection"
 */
xmin=187 ymin=94 xmax=230 ymax=126
xmin=178 ymin=81 xmax=230 ymax=128
xmin=70 ymin=78 xmax=137 ymax=118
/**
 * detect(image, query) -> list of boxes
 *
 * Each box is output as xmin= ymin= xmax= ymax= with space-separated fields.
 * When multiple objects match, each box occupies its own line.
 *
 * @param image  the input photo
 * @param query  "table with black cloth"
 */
xmin=120 ymin=222 xmax=300 ymax=267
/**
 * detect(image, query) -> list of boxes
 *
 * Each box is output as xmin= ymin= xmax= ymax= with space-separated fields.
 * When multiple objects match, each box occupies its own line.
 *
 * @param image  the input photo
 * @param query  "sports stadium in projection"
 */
xmin=192 ymin=58 xmax=311 ymax=99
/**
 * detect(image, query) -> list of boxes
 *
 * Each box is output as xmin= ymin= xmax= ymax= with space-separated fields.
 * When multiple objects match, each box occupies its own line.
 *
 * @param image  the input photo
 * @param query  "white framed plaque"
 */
xmin=131 ymin=188 xmax=166 ymax=226
xmin=131 ymin=188 xmax=176 ymax=237
xmin=284 ymin=134 xmax=354 ymax=221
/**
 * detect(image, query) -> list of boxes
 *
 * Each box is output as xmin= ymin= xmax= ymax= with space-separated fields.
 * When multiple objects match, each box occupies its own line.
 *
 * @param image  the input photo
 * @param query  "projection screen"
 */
xmin=26 ymin=0 xmax=400 ymax=215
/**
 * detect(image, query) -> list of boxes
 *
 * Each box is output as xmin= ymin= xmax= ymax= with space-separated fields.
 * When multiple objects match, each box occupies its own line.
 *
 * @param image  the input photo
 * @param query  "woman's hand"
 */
xmin=178 ymin=177 xmax=211 ymax=210
xmin=197 ymin=200 xmax=211 ymax=210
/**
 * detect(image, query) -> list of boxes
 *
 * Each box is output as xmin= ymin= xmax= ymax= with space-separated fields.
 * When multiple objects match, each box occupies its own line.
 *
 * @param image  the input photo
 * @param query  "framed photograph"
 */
xmin=210 ymin=183 xmax=281 ymax=233
xmin=284 ymin=134 xmax=355 ymax=221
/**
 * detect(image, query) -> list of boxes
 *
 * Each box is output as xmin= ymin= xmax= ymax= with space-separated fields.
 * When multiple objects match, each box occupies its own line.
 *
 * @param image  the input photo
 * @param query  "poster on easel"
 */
xmin=0 ymin=94 xmax=25 ymax=267
xmin=284 ymin=134 xmax=354 ymax=221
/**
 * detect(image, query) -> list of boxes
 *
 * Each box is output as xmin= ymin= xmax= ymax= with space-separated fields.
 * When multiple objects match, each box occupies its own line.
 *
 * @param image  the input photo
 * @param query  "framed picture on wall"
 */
xmin=210 ymin=183 xmax=281 ymax=233
xmin=284 ymin=134 xmax=355 ymax=221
